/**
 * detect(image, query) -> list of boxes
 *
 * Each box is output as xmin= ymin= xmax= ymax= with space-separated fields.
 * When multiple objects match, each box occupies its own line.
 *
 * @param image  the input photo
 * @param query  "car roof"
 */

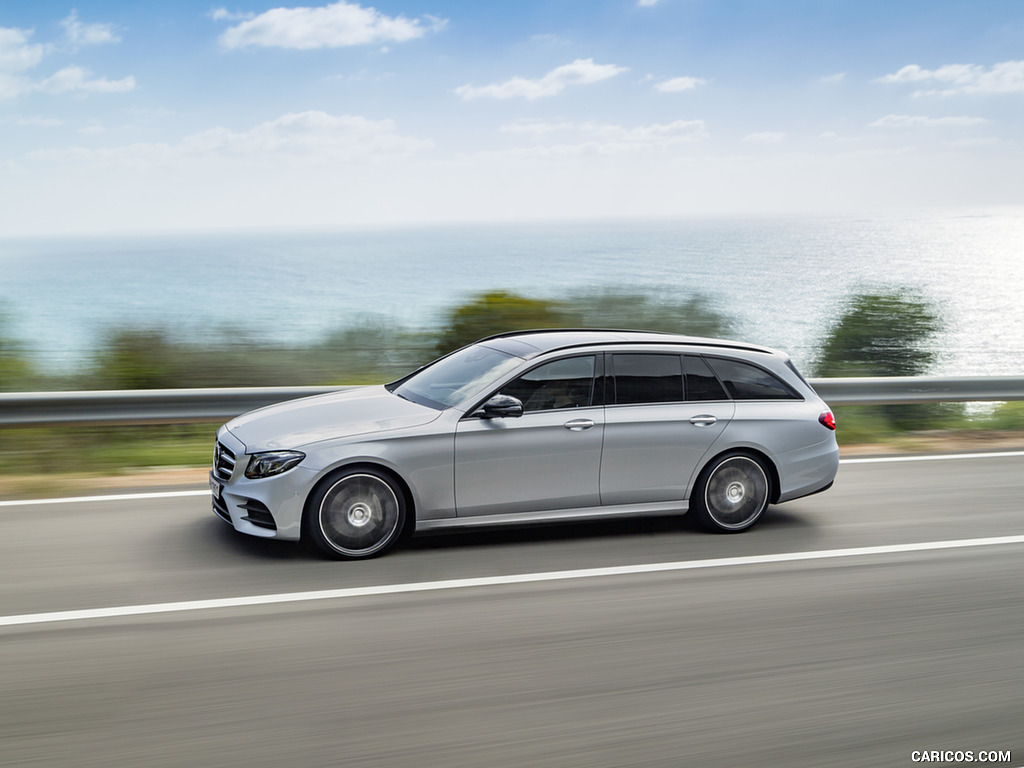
xmin=478 ymin=329 xmax=780 ymax=359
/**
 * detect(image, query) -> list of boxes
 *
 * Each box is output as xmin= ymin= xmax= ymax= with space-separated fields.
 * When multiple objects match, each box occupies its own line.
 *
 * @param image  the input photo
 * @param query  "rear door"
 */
xmin=600 ymin=353 xmax=734 ymax=505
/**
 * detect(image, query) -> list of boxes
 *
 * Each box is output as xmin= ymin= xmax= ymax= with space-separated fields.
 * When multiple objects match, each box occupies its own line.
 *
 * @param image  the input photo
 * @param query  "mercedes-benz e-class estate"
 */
xmin=211 ymin=330 xmax=838 ymax=559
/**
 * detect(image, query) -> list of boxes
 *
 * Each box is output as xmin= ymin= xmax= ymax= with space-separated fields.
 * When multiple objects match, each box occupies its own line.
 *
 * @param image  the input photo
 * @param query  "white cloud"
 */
xmin=2 ymin=114 xmax=63 ymax=127
xmin=325 ymin=68 xmax=395 ymax=83
xmin=0 ymin=73 xmax=27 ymax=100
xmin=36 ymin=66 xmax=135 ymax=95
xmin=877 ymin=60 xmax=1024 ymax=96
xmin=611 ymin=119 xmax=706 ymax=143
xmin=744 ymin=132 xmax=786 ymax=144
xmin=179 ymin=111 xmax=431 ymax=159
xmin=868 ymin=114 xmax=989 ymax=128
xmin=218 ymin=1 xmax=445 ymax=50
xmin=654 ymin=76 xmax=705 ymax=93
xmin=946 ymin=137 xmax=1000 ymax=148
xmin=1 ymin=25 xmax=134 ymax=102
xmin=30 ymin=111 xmax=431 ymax=165
xmin=817 ymin=73 xmax=845 ymax=85
xmin=637 ymin=0 xmax=662 ymax=6
xmin=61 ymin=10 xmax=121 ymax=46
xmin=456 ymin=58 xmax=627 ymax=101
xmin=528 ymin=33 xmax=568 ymax=47
xmin=209 ymin=8 xmax=255 ymax=22
xmin=500 ymin=120 xmax=576 ymax=136
xmin=0 ymin=26 xmax=46 ymax=73
xmin=491 ymin=118 xmax=707 ymax=156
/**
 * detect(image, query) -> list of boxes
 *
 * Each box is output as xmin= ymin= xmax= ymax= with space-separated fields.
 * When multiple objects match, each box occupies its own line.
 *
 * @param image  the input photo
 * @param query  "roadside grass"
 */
xmin=0 ymin=424 xmax=216 ymax=496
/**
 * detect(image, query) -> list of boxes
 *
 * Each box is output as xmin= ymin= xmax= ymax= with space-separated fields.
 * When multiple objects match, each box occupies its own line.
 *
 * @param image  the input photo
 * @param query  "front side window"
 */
xmin=500 ymin=356 xmax=596 ymax=412
xmin=705 ymin=357 xmax=799 ymax=400
xmin=612 ymin=354 xmax=684 ymax=405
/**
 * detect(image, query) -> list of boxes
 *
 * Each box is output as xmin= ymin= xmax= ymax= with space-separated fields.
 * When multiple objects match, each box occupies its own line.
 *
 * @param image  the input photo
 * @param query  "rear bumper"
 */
xmin=776 ymin=438 xmax=840 ymax=503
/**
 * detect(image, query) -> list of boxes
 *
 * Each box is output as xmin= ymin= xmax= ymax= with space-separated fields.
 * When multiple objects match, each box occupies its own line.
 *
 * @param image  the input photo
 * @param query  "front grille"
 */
xmin=213 ymin=441 xmax=236 ymax=482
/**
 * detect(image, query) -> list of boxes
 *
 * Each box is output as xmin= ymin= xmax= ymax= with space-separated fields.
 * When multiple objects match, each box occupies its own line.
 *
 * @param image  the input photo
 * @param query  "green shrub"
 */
xmin=983 ymin=401 xmax=1024 ymax=431
xmin=0 ymin=313 xmax=37 ymax=392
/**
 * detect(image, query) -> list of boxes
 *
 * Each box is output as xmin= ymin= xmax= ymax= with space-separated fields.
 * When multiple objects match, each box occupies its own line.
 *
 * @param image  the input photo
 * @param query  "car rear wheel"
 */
xmin=693 ymin=453 xmax=770 ymax=533
xmin=306 ymin=468 xmax=406 ymax=559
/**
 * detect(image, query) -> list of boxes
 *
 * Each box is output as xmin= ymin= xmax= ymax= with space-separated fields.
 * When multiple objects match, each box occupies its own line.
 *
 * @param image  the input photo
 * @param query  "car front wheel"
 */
xmin=306 ymin=468 xmax=406 ymax=559
xmin=693 ymin=453 xmax=770 ymax=533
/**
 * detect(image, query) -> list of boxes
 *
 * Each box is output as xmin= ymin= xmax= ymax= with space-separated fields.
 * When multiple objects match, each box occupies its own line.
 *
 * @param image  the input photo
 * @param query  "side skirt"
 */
xmin=415 ymin=500 xmax=689 ymax=532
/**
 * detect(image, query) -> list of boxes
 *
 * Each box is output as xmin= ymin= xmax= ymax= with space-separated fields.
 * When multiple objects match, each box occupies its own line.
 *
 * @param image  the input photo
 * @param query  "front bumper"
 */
xmin=209 ymin=428 xmax=314 ymax=541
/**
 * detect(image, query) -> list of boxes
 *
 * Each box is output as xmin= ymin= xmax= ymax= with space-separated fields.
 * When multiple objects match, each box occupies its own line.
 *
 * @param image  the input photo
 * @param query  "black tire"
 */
xmin=305 ymin=468 xmax=407 ymax=559
xmin=693 ymin=453 xmax=770 ymax=533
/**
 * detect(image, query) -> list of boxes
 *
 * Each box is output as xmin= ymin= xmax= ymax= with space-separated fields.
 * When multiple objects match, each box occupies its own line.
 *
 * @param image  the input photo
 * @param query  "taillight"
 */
xmin=819 ymin=410 xmax=836 ymax=431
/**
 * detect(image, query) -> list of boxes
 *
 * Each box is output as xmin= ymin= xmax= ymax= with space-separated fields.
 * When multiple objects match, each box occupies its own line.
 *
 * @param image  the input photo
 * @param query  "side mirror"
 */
xmin=478 ymin=394 xmax=524 ymax=419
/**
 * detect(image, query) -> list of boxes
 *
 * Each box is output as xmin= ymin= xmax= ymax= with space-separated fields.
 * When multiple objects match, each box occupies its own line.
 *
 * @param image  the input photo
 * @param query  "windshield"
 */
xmin=389 ymin=344 xmax=523 ymax=410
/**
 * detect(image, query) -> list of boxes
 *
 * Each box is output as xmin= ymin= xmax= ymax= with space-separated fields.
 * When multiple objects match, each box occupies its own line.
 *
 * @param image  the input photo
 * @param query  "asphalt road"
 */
xmin=2 ymin=454 xmax=1022 ymax=767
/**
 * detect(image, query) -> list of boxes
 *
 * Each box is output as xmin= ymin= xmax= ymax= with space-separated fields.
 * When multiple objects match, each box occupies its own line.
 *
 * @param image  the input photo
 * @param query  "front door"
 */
xmin=454 ymin=355 xmax=603 ymax=517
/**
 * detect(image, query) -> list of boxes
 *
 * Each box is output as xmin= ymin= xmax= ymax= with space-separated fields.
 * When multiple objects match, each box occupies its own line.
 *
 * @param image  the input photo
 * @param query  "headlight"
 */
xmin=244 ymin=450 xmax=306 ymax=479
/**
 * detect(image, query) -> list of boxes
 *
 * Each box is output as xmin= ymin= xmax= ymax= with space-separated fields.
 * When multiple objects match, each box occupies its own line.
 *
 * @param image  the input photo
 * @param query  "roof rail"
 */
xmin=475 ymin=328 xmax=674 ymax=342
xmin=474 ymin=328 xmax=776 ymax=357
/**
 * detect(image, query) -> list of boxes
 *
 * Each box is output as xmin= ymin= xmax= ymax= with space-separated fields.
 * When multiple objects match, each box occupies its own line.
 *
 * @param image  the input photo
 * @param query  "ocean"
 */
xmin=2 ymin=211 xmax=1022 ymax=377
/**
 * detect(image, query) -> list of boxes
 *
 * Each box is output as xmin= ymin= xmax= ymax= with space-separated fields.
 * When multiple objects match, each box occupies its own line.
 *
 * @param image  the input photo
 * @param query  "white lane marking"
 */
xmin=841 ymin=450 xmax=1024 ymax=464
xmin=0 ymin=451 xmax=1020 ymax=509
xmin=3 ymin=535 xmax=1024 ymax=628
xmin=0 ymin=490 xmax=207 ymax=508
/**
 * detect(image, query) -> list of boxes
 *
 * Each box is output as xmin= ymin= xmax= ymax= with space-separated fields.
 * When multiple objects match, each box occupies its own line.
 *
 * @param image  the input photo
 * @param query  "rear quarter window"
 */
xmin=683 ymin=355 xmax=728 ymax=401
xmin=705 ymin=357 xmax=801 ymax=400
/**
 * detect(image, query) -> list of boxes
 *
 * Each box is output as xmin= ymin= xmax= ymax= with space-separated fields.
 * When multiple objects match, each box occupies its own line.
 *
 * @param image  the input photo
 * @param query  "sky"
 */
xmin=1 ymin=0 xmax=1022 ymax=235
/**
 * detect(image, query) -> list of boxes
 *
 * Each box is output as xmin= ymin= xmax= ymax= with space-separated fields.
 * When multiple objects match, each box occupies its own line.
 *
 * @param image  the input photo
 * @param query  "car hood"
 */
xmin=225 ymin=385 xmax=442 ymax=451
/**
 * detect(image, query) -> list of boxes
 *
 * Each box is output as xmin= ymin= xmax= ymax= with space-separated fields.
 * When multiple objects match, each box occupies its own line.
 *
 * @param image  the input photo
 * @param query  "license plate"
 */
xmin=210 ymin=476 xmax=222 ymax=499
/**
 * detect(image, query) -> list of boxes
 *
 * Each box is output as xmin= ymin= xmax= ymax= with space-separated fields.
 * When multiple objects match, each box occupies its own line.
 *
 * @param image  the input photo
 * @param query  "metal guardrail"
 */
xmin=1 ymin=377 xmax=1023 ymax=428
xmin=811 ymin=376 xmax=1024 ymax=405
xmin=0 ymin=387 xmax=346 ymax=427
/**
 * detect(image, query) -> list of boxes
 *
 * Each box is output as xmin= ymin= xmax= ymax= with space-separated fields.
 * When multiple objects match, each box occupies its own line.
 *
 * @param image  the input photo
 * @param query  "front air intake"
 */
xmin=239 ymin=499 xmax=277 ymax=531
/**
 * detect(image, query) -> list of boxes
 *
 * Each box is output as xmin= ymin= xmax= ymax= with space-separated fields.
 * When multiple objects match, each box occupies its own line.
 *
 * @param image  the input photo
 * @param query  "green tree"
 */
xmin=433 ymin=291 xmax=575 ymax=356
xmin=816 ymin=291 xmax=940 ymax=378
xmin=567 ymin=289 xmax=731 ymax=338
xmin=816 ymin=290 xmax=959 ymax=432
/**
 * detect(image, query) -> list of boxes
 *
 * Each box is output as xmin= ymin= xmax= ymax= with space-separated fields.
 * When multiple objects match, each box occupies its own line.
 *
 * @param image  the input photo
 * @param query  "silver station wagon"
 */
xmin=211 ymin=330 xmax=839 ymax=559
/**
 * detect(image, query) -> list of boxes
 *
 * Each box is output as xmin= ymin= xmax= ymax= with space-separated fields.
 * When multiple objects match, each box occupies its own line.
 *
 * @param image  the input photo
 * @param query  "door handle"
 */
xmin=564 ymin=419 xmax=595 ymax=431
xmin=689 ymin=415 xmax=717 ymax=427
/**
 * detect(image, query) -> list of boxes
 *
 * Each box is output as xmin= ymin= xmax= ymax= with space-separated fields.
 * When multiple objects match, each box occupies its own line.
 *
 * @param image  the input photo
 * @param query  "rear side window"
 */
xmin=706 ymin=357 xmax=800 ymax=400
xmin=683 ymin=355 xmax=728 ymax=401
xmin=612 ymin=354 xmax=683 ymax=404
